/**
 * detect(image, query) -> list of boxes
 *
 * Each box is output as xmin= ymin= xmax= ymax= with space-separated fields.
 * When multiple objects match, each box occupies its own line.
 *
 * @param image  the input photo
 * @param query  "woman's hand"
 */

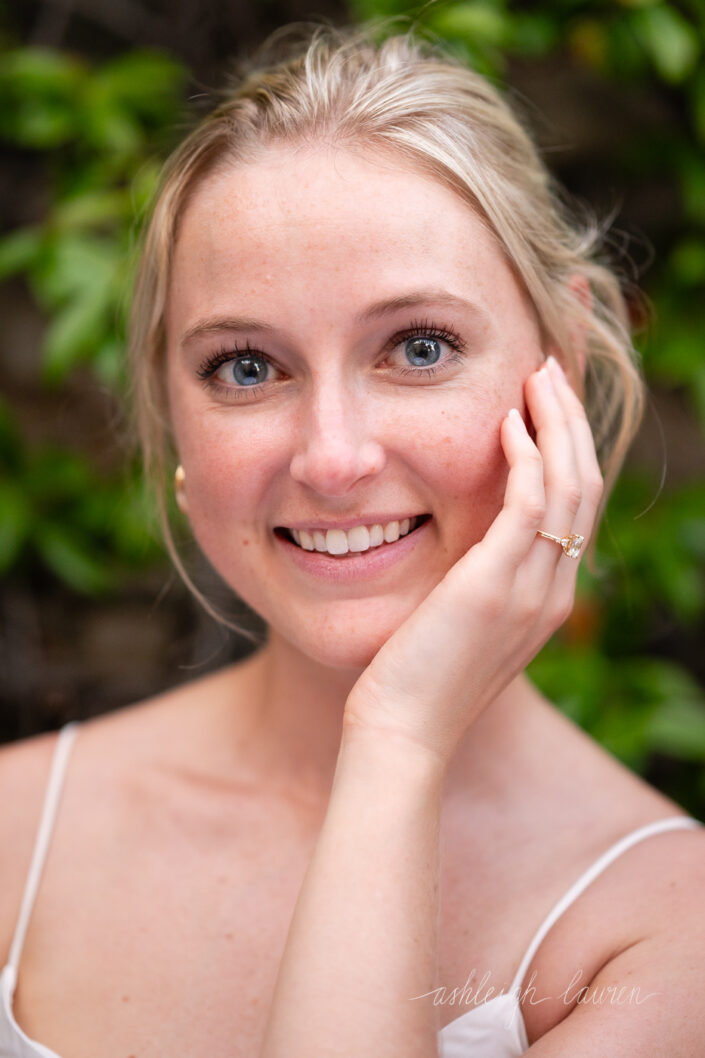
xmin=343 ymin=354 xmax=604 ymax=767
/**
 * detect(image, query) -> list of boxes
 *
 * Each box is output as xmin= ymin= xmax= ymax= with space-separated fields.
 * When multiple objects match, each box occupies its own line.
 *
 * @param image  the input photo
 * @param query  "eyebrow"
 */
xmin=355 ymin=290 xmax=488 ymax=324
xmin=180 ymin=315 xmax=276 ymax=347
xmin=179 ymin=289 xmax=487 ymax=347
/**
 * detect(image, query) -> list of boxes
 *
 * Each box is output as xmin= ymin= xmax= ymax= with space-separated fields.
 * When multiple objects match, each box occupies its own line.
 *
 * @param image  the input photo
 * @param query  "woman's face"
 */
xmin=166 ymin=144 xmax=545 ymax=669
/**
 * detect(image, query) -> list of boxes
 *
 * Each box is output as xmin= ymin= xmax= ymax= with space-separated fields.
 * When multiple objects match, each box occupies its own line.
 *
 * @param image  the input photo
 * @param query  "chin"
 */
xmin=302 ymin=637 xmax=385 ymax=673
xmin=272 ymin=599 xmax=418 ymax=674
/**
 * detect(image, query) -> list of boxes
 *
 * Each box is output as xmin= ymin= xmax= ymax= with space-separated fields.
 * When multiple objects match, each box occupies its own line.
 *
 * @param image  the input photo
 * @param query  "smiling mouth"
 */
xmin=274 ymin=515 xmax=431 ymax=557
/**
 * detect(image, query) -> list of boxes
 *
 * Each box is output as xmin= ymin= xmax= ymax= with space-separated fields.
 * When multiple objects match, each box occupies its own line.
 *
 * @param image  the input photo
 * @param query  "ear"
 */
xmin=547 ymin=274 xmax=592 ymax=384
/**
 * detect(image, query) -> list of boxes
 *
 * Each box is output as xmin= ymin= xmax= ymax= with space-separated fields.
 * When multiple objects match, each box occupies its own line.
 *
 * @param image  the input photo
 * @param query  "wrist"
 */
xmin=339 ymin=709 xmax=449 ymax=791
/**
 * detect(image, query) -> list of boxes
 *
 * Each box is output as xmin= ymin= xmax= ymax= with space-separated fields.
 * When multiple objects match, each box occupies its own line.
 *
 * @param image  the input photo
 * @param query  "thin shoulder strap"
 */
xmin=509 ymin=815 xmax=703 ymax=994
xmin=7 ymin=722 xmax=80 ymax=976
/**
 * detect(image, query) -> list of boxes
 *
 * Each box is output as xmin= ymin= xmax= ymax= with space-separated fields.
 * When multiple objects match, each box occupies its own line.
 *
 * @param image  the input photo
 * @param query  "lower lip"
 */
xmin=274 ymin=519 xmax=432 ymax=582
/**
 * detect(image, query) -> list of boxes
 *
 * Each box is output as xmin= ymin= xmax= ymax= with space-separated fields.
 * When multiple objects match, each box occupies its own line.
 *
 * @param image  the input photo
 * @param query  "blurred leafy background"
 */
xmin=0 ymin=1 xmax=703 ymax=814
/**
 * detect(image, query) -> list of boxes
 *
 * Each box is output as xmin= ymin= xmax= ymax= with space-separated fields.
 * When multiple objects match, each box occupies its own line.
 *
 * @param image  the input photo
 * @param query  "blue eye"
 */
xmin=225 ymin=354 xmax=269 ymax=387
xmin=403 ymin=336 xmax=442 ymax=368
xmin=195 ymin=319 xmax=466 ymax=404
xmin=196 ymin=346 xmax=281 ymax=400
xmin=386 ymin=322 xmax=467 ymax=378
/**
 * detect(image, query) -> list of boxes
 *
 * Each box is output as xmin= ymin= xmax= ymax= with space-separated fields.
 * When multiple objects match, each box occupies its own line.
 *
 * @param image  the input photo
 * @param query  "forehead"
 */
xmin=167 ymin=144 xmax=521 ymax=334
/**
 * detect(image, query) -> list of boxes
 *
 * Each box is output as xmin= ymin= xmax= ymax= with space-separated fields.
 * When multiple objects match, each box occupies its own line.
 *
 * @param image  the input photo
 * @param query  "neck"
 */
xmin=221 ymin=629 xmax=362 ymax=802
xmin=218 ymin=630 xmax=542 ymax=806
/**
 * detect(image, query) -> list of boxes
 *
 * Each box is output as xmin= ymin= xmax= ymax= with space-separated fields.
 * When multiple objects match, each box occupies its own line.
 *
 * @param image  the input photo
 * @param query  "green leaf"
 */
xmin=42 ymin=293 xmax=112 ymax=382
xmin=0 ymin=48 xmax=84 ymax=147
xmin=129 ymin=158 xmax=162 ymax=217
xmin=105 ymin=478 xmax=162 ymax=561
xmin=53 ymin=190 xmax=128 ymax=231
xmin=32 ymin=233 xmax=119 ymax=308
xmin=678 ymin=150 xmax=705 ymax=223
xmin=0 ymin=228 xmax=41 ymax=280
xmin=25 ymin=447 xmax=92 ymax=503
xmin=348 ymin=0 xmax=420 ymax=22
xmin=632 ymin=6 xmax=700 ymax=83
xmin=647 ymin=666 xmax=705 ymax=760
xmin=0 ymin=48 xmax=84 ymax=95
xmin=691 ymin=364 xmax=705 ymax=427
xmin=428 ymin=2 xmax=510 ymax=46
xmin=692 ymin=64 xmax=705 ymax=143
xmin=0 ymin=479 xmax=31 ymax=570
xmin=669 ymin=238 xmax=705 ymax=285
xmin=79 ymin=97 xmax=144 ymax=156
xmin=653 ymin=550 xmax=704 ymax=620
xmin=0 ymin=98 xmax=76 ymax=147
xmin=92 ymin=336 xmax=127 ymax=389
xmin=0 ymin=399 xmax=23 ymax=468
xmin=35 ymin=521 xmax=113 ymax=594
xmin=91 ymin=50 xmax=186 ymax=121
xmin=508 ymin=13 xmax=559 ymax=57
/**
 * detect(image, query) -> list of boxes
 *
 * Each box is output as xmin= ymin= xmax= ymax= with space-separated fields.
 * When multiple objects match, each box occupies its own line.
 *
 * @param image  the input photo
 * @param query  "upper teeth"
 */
xmin=290 ymin=517 xmax=419 ymax=555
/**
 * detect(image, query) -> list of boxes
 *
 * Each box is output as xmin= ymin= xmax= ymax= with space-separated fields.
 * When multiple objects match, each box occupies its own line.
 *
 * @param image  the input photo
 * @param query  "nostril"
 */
xmin=289 ymin=440 xmax=386 ymax=495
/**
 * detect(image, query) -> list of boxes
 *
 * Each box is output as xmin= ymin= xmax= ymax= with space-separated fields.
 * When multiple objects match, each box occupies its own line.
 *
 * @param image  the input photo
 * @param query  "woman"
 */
xmin=1 ymin=27 xmax=703 ymax=1058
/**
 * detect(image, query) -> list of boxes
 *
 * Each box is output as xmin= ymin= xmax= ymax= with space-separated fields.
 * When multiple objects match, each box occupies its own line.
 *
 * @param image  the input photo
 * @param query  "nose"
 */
xmin=289 ymin=380 xmax=386 ymax=497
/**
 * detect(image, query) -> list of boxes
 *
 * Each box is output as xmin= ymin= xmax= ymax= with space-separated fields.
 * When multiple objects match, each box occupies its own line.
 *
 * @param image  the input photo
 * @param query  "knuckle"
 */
xmin=562 ymin=482 xmax=583 ymax=515
xmin=524 ymin=449 xmax=543 ymax=467
xmin=518 ymin=597 xmax=542 ymax=624
xmin=522 ymin=496 xmax=546 ymax=527
xmin=553 ymin=595 xmax=575 ymax=627
xmin=585 ymin=473 xmax=604 ymax=505
xmin=476 ymin=589 xmax=504 ymax=622
xmin=565 ymin=389 xmax=587 ymax=417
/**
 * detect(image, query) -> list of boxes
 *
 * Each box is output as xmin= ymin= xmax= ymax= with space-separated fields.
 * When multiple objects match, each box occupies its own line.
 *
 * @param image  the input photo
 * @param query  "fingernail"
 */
xmin=536 ymin=364 xmax=553 ymax=389
xmin=508 ymin=407 xmax=527 ymax=430
xmin=546 ymin=355 xmax=564 ymax=380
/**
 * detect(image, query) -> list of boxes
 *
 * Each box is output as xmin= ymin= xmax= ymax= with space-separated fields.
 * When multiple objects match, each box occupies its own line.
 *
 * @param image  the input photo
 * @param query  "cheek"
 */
xmin=173 ymin=409 xmax=283 ymax=558
xmin=438 ymin=363 xmax=537 ymax=530
xmin=414 ymin=400 xmax=509 ymax=539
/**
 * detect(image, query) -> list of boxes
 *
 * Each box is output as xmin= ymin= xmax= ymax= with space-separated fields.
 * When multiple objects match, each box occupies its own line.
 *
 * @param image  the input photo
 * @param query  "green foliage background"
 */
xmin=1 ymin=2 xmax=704 ymax=811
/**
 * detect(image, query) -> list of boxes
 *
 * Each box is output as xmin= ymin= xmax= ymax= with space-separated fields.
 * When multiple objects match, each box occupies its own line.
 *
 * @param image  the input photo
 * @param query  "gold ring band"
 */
xmin=536 ymin=529 xmax=585 ymax=559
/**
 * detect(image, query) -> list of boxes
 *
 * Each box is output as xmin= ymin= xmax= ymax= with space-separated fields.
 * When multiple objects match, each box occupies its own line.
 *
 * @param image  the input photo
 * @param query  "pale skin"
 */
xmin=1 ymin=143 xmax=704 ymax=1058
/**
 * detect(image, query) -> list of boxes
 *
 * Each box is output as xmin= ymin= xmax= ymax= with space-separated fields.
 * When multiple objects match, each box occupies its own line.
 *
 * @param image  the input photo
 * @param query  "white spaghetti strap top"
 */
xmin=439 ymin=814 xmax=702 ymax=1057
xmin=507 ymin=815 xmax=702 ymax=997
xmin=4 ymin=723 xmax=79 ymax=989
xmin=0 ymin=722 xmax=702 ymax=1058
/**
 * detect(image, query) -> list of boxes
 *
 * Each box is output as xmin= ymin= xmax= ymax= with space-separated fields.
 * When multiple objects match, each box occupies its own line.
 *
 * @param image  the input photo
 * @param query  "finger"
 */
xmin=473 ymin=407 xmax=546 ymax=578
xmin=545 ymin=355 xmax=603 ymax=546
xmin=523 ymin=361 xmax=582 ymax=579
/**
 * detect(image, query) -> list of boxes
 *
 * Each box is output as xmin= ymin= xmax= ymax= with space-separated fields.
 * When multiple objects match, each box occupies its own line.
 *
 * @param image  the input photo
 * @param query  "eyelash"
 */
xmin=195 ymin=321 xmax=467 ymax=402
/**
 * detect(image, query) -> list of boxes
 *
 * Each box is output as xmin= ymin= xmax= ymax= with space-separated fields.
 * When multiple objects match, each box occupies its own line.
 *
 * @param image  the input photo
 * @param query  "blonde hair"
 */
xmin=128 ymin=25 xmax=644 ymax=629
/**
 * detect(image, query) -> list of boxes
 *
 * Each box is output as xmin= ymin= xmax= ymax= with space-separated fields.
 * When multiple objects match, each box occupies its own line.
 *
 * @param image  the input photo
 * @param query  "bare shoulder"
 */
xmin=504 ymin=694 xmax=705 ymax=1044
xmin=0 ymin=727 xmax=60 ymax=809
xmin=521 ymin=823 xmax=705 ymax=1051
xmin=591 ymin=818 xmax=705 ymax=954
xmin=0 ymin=728 xmax=66 ymax=962
xmin=523 ymin=689 xmax=704 ymax=929
xmin=0 ymin=655 xmax=257 ymax=966
xmin=30 ymin=654 xmax=260 ymax=789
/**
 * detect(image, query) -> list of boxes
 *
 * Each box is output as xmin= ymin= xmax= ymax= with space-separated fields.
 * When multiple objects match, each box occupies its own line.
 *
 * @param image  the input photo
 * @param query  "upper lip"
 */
xmin=276 ymin=513 xmax=428 ymax=531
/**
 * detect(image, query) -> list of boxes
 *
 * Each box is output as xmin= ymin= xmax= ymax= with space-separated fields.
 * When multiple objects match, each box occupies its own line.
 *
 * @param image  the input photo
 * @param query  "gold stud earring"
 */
xmin=174 ymin=464 xmax=188 ymax=513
